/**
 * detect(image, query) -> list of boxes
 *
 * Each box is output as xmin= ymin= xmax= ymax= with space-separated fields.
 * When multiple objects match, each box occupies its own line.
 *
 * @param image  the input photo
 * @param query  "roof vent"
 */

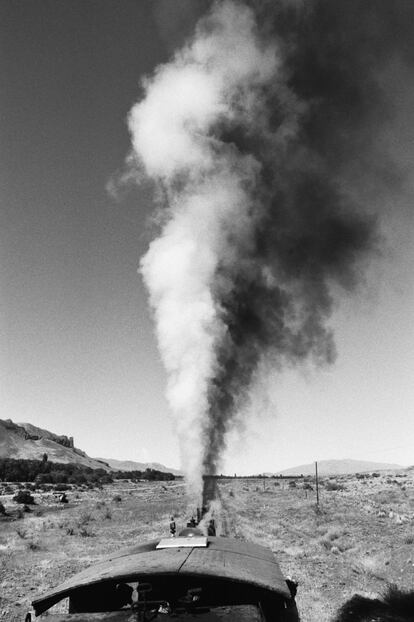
xmin=156 ymin=536 xmax=208 ymax=549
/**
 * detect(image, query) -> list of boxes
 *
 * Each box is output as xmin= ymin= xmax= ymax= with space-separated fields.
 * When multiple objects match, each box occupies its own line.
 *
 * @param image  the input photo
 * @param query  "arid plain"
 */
xmin=1 ymin=472 xmax=414 ymax=622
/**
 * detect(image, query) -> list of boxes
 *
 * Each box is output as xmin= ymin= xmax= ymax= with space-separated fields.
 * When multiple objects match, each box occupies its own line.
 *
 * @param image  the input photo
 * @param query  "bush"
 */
xmin=79 ymin=527 xmax=95 ymax=537
xmin=78 ymin=512 xmax=94 ymax=526
xmin=13 ymin=490 xmax=35 ymax=505
xmin=15 ymin=526 xmax=27 ymax=538
xmin=325 ymin=481 xmax=346 ymax=491
xmin=26 ymin=539 xmax=41 ymax=551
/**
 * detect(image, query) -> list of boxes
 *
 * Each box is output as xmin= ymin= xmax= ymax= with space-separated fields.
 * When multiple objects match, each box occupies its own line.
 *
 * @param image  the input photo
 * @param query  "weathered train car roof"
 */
xmin=33 ymin=536 xmax=291 ymax=615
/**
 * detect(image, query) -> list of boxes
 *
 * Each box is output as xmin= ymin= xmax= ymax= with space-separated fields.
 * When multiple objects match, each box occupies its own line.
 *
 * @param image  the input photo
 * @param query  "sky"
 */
xmin=1 ymin=0 xmax=413 ymax=475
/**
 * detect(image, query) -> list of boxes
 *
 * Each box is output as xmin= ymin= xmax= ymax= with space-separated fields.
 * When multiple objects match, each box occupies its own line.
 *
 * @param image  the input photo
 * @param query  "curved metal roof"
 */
xmin=33 ymin=536 xmax=291 ymax=615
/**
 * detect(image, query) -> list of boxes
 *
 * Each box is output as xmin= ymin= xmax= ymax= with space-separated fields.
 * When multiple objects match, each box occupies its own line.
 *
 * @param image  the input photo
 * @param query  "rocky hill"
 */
xmin=271 ymin=458 xmax=403 ymax=477
xmin=0 ymin=419 xmax=111 ymax=470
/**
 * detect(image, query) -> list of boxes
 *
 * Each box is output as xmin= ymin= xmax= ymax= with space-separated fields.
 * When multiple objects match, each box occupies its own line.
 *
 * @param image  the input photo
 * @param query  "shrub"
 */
xmin=78 ymin=511 xmax=94 ymax=526
xmin=79 ymin=527 xmax=95 ymax=537
xmin=13 ymin=490 xmax=35 ymax=505
xmin=26 ymin=539 xmax=41 ymax=551
xmin=325 ymin=481 xmax=346 ymax=492
xmin=15 ymin=526 xmax=27 ymax=538
xmin=112 ymin=495 xmax=122 ymax=503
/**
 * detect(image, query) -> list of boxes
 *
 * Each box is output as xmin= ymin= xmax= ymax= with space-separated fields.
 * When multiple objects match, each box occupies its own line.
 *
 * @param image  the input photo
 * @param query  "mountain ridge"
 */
xmin=0 ymin=418 xmax=180 ymax=475
xmin=0 ymin=418 xmax=112 ymax=470
xmin=269 ymin=458 xmax=403 ymax=477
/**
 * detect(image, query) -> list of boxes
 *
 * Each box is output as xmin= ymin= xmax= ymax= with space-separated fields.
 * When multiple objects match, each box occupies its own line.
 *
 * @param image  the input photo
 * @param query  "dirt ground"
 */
xmin=1 ymin=471 xmax=413 ymax=621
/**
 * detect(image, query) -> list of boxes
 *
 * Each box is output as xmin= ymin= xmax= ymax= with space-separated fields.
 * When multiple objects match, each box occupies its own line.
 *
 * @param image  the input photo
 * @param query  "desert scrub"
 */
xmin=318 ymin=525 xmax=350 ymax=551
xmin=77 ymin=511 xmax=94 ymax=526
xmin=13 ymin=489 xmax=35 ymax=504
xmin=325 ymin=481 xmax=346 ymax=492
xmin=26 ymin=538 xmax=42 ymax=551
xmin=79 ymin=527 xmax=96 ymax=537
xmin=15 ymin=526 xmax=27 ymax=539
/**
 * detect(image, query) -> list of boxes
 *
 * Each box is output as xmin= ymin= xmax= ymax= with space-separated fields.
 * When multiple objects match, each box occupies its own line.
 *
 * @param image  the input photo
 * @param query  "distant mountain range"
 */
xmin=99 ymin=457 xmax=183 ymax=476
xmin=2 ymin=419 xmax=404 ymax=479
xmin=270 ymin=459 xmax=403 ymax=477
xmin=0 ymin=418 xmax=180 ymax=475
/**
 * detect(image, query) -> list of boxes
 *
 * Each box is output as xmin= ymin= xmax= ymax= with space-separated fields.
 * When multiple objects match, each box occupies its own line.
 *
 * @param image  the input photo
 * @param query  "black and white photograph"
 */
xmin=1 ymin=1 xmax=414 ymax=620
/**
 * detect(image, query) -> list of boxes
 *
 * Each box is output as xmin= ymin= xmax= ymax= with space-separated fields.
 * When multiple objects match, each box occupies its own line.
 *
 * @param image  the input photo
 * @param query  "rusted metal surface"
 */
xmin=33 ymin=536 xmax=290 ymax=615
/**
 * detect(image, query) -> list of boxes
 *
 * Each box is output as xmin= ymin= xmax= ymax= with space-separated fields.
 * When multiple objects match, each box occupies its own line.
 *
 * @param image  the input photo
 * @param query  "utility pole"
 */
xmin=315 ymin=461 xmax=319 ymax=507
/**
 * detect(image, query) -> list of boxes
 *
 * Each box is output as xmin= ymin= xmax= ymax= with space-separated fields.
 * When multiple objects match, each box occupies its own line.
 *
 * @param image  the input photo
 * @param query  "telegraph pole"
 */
xmin=315 ymin=461 xmax=319 ymax=507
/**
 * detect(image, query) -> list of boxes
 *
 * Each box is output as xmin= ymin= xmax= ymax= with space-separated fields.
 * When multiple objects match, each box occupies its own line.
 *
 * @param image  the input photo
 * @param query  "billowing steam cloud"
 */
xmin=125 ymin=0 xmax=411 ymax=497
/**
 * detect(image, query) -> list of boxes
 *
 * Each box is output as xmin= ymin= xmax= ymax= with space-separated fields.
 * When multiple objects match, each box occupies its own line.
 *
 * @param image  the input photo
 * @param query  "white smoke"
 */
xmin=127 ymin=1 xmax=279 ymax=497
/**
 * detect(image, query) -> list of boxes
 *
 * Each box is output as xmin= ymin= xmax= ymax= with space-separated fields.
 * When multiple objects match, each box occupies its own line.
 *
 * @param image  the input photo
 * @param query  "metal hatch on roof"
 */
xmin=157 ymin=536 xmax=208 ymax=549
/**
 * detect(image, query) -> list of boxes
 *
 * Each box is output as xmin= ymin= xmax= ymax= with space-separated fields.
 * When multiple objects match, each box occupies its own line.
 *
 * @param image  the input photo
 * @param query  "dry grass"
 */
xmin=0 ymin=480 xmax=190 ymax=621
xmin=217 ymin=473 xmax=414 ymax=622
xmin=1 ymin=473 xmax=414 ymax=621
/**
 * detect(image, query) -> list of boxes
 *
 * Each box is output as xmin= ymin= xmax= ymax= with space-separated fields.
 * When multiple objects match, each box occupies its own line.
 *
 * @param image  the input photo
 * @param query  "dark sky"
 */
xmin=1 ymin=1 xmax=413 ymax=471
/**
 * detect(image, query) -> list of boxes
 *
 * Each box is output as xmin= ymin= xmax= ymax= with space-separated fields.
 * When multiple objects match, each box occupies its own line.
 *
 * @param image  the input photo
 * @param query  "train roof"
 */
xmin=32 ymin=535 xmax=291 ymax=615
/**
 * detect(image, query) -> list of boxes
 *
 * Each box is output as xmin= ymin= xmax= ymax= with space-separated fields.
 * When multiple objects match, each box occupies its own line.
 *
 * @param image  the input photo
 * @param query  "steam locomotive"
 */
xmin=26 ymin=529 xmax=299 ymax=621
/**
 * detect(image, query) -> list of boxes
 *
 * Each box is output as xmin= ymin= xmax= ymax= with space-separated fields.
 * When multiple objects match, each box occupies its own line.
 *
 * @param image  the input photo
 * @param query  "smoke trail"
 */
xmin=126 ymin=0 xmax=412 ymax=497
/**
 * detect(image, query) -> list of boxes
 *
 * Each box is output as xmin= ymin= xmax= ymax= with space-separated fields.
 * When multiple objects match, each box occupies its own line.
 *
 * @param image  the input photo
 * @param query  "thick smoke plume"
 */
xmin=126 ymin=0 xmax=412 ymax=497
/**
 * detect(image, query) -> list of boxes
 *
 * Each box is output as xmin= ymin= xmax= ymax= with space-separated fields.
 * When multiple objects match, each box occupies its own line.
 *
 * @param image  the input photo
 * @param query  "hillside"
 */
xmin=272 ymin=458 xmax=403 ymax=477
xmin=0 ymin=419 xmax=111 ymax=471
xmin=100 ymin=457 xmax=183 ymax=476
